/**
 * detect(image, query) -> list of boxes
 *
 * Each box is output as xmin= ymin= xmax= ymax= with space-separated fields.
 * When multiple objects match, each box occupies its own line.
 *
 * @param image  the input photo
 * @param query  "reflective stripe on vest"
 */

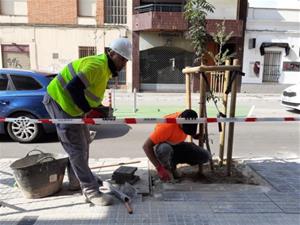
xmin=68 ymin=63 xmax=89 ymax=85
xmin=57 ymin=74 xmax=67 ymax=88
xmin=66 ymin=63 xmax=101 ymax=102
xmin=54 ymin=73 xmax=82 ymax=114
xmin=77 ymin=72 xmax=89 ymax=87
xmin=56 ymin=64 xmax=101 ymax=100
xmin=67 ymin=63 xmax=76 ymax=77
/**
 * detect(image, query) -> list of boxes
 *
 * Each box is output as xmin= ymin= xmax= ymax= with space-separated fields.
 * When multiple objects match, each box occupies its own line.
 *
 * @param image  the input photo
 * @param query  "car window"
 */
xmin=10 ymin=74 xmax=42 ymax=90
xmin=0 ymin=74 xmax=8 ymax=91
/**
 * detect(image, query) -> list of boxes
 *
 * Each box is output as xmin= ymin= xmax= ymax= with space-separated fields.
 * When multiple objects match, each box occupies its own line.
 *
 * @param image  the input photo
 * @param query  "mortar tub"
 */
xmin=10 ymin=149 xmax=68 ymax=198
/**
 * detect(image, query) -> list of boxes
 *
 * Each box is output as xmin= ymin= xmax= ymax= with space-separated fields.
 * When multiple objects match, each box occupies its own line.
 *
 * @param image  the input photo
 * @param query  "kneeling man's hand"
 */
xmin=156 ymin=164 xmax=171 ymax=181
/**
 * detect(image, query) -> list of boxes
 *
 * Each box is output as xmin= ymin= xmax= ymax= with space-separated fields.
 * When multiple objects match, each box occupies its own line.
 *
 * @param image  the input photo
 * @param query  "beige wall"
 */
xmin=0 ymin=26 xmax=128 ymax=72
xmin=207 ymin=0 xmax=238 ymax=20
xmin=0 ymin=0 xmax=143 ymax=91
xmin=139 ymin=32 xmax=194 ymax=52
xmin=243 ymin=5 xmax=300 ymax=84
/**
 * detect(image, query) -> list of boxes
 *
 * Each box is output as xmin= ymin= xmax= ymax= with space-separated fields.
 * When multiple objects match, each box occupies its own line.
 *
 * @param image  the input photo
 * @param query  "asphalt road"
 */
xmin=0 ymin=94 xmax=299 ymax=160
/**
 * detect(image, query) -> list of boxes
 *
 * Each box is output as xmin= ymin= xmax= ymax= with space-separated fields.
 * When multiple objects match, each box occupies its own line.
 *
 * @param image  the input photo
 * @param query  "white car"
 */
xmin=281 ymin=83 xmax=300 ymax=111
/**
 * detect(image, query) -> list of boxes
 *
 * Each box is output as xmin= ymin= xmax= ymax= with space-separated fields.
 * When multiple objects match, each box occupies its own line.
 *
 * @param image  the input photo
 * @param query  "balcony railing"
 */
xmin=134 ymin=4 xmax=184 ymax=13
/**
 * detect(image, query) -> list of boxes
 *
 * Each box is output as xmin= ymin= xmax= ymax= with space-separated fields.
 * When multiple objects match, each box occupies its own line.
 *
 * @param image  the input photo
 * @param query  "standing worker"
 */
xmin=143 ymin=109 xmax=210 ymax=181
xmin=43 ymin=38 xmax=132 ymax=206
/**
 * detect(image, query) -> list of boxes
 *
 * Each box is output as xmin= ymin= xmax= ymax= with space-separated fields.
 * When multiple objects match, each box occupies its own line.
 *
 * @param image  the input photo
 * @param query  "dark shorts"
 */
xmin=172 ymin=142 xmax=209 ymax=167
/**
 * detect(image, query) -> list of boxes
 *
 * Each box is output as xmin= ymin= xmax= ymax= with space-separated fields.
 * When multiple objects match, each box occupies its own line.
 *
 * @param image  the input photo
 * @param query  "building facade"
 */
xmin=242 ymin=0 xmax=300 ymax=84
xmin=0 ymin=0 xmax=247 ymax=92
xmin=0 ymin=0 xmax=133 ymax=88
xmin=132 ymin=0 xmax=247 ymax=92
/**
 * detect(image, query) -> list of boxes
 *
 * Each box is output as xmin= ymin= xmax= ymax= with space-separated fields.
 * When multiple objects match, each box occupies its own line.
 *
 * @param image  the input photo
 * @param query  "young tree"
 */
xmin=184 ymin=0 xmax=215 ymax=62
xmin=208 ymin=20 xmax=235 ymax=65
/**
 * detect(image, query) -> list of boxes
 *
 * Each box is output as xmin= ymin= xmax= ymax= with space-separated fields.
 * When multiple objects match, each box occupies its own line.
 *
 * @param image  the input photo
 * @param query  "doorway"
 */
xmin=140 ymin=46 xmax=194 ymax=91
xmin=263 ymin=51 xmax=281 ymax=82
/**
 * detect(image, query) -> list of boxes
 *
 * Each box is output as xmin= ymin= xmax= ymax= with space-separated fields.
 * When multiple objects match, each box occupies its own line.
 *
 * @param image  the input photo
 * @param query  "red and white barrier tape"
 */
xmin=0 ymin=117 xmax=299 ymax=125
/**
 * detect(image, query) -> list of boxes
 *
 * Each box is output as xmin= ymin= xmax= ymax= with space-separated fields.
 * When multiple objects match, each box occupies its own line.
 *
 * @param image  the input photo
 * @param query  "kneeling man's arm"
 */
xmin=143 ymin=138 xmax=160 ymax=168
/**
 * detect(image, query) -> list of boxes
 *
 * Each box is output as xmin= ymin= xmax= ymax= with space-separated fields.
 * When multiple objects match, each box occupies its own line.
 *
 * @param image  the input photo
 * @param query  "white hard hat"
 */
xmin=109 ymin=38 xmax=132 ymax=61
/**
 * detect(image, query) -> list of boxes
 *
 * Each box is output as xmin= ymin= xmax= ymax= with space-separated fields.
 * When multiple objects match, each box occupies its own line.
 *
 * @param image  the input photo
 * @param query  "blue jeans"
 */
xmin=43 ymin=93 xmax=98 ymax=193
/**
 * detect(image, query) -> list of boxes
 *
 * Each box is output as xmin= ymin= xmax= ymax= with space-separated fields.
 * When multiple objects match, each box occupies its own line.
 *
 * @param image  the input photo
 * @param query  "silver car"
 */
xmin=281 ymin=83 xmax=300 ymax=111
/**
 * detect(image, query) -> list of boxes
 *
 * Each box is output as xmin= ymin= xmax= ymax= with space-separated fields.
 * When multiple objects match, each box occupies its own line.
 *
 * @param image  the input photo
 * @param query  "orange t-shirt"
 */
xmin=150 ymin=112 xmax=187 ymax=145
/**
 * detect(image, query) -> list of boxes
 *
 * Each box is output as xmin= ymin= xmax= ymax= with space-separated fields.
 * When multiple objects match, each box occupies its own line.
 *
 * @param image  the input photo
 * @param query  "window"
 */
xmin=1 ymin=44 xmax=30 ymax=69
xmin=263 ymin=51 xmax=282 ymax=82
xmin=78 ymin=0 xmax=96 ymax=17
xmin=0 ymin=74 xmax=8 ymax=91
xmin=105 ymin=0 xmax=127 ymax=24
xmin=0 ymin=0 xmax=27 ymax=16
xmin=10 ymin=75 xmax=42 ymax=90
xmin=117 ymin=68 xmax=126 ymax=85
xmin=108 ymin=68 xmax=126 ymax=86
xmin=79 ymin=46 xmax=97 ymax=58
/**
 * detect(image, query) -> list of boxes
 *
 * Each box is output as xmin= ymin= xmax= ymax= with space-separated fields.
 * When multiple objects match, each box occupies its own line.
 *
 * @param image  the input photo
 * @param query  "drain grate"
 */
xmin=17 ymin=216 xmax=38 ymax=225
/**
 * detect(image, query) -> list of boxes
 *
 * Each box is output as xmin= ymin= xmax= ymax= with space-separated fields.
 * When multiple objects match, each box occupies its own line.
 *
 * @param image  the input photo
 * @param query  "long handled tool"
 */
xmin=90 ymin=161 xmax=141 ymax=170
xmin=103 ymin=181 xmax=135 ymax=214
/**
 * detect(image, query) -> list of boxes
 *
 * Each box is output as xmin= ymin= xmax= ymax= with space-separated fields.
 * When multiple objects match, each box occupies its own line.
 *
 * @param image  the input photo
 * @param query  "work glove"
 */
xmin=156 ymin=164 xmax=171 ymax=181
xmin=85 ymin=108 xmax=104 ymax=118
xmin=85 ymin=105 xmax=113 ymax=118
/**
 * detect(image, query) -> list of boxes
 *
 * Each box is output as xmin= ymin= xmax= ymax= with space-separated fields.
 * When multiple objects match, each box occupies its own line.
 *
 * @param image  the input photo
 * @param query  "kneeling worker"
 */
xmin=143 ymin=109 xmax=210 ymax=181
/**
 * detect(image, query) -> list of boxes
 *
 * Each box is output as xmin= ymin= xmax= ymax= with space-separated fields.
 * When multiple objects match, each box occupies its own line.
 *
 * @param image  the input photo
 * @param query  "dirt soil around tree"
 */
xmin=151 ymin=161 xmax=260 ymax=186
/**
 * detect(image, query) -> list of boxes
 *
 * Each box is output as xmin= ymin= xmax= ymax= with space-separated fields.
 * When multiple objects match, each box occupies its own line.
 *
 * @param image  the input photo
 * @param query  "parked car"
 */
xmin=0 ymin=68 xmax=57 ymax=142
xmin=0 ymin=68 xmax=114 ymax=143
xmin=281 ymin=83 xmax=300 ymax=111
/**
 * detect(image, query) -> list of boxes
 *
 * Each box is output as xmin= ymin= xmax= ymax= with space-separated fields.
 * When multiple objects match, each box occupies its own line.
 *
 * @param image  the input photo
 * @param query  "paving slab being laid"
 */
xmin=89 ymin=157 xmax=150 ymax=195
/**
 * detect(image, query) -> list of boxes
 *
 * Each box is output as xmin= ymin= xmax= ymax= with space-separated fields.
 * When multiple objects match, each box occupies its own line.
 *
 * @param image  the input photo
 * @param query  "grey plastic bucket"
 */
xmin=10 ymin=149 xmax=68 ymax=199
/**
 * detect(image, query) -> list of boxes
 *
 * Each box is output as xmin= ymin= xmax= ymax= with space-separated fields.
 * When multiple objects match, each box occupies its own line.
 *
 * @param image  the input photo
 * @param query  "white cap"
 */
xmin=109 ymin=38 xmax=132 ymax=61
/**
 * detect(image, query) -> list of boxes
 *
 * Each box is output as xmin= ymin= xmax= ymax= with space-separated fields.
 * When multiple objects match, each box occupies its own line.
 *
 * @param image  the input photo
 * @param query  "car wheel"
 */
xmin=6 ymin=113 xmax=43 ymax=143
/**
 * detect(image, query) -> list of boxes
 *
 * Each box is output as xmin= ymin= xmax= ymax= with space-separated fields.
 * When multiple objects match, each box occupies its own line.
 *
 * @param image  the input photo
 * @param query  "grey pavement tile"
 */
xmin=279 ymin=205 xmax=300 ymax=214
xmin=266 ymin=191 xmax=300 ymax=202
xmin=1 ymin=211 xmax=300 ymax=225
xmin=266 ymin=191 xmax=300 ymax=214
xmin=209 ymin=201 xmax=282 ymax=213
xmin=162 ymin=191 xmax=272 ymax=203
xmin=248 ymin=160 xmax=300 ymax=193
xmin=162 ymin=192 xmax=185 ymax=201
xmin=211 ymin=214 xmax=300 ymax=225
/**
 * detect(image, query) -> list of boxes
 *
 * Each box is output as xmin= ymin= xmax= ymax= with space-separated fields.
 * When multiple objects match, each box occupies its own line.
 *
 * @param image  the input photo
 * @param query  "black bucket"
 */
xmin=10 ymin=149 xmax=69 ymax=199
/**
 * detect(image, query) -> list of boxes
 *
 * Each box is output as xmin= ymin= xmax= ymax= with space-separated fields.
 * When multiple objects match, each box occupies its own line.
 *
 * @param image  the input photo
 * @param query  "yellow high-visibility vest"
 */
xmin=47 ymin=53 xmax=112 ymax=116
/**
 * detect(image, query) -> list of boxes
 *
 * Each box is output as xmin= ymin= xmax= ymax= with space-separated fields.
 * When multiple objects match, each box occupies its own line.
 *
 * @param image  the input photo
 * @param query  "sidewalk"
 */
xmin=1 ymin=157 xmax=299 ymax=225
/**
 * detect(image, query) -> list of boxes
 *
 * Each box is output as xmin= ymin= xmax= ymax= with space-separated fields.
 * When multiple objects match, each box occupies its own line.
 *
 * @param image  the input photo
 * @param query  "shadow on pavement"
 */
xmin=0 ymin=134 xmax=11 ymax=142
xmin=0 ymin=133 xmax=59 ymax=143
xmin=90 ymin=124 xmax=132 ymax=139
xmin=0 ymin=124 xmax=131 ymax=144
xmin=286 ymin=109 xmax=300 ymax=114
